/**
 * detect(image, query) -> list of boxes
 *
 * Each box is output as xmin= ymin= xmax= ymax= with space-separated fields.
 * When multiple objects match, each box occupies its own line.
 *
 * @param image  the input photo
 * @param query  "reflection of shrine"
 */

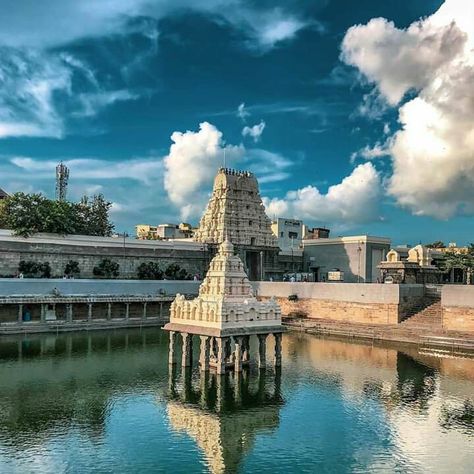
xmin=167 ymin=368 xmax=283 ymax=474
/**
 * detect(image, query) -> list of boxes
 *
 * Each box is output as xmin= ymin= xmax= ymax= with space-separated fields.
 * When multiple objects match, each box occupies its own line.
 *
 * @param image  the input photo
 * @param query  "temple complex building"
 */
xmin=378 ymin=244 xmax=442 ymax=284
xmin=164 ymin=238 xmax=283 ymax=374
xmin=194 ymin=168 xmax=279 ymax=280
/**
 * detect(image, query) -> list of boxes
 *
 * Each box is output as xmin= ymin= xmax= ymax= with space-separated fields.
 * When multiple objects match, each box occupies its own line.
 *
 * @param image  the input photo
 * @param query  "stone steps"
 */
xmin=401 ymin=300 xmax=442 ymax=328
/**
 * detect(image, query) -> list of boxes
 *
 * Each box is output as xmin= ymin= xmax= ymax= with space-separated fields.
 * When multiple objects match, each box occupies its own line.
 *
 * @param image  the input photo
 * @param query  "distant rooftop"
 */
xmin=0 ymin=188 xmax=9 ymax=199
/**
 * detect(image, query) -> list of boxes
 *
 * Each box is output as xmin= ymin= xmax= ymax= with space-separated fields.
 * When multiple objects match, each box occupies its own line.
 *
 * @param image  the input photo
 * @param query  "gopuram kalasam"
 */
xmin=164 ymin=238 xmax=283 ymax=373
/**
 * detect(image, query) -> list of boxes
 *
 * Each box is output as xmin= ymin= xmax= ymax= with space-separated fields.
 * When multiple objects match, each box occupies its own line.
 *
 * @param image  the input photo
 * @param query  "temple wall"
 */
xmin=0 ymin=279 xmax=200 ymax=296
xmin=254 ymin=282 xmax=425 ymax=325
xmin=0 ymin=230 xmax=207 ymax=279
xmin=441 ymin=286 xmax=474 ymax=332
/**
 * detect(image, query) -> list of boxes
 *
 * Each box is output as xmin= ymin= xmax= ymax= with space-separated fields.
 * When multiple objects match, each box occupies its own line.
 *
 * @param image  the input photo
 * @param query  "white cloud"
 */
xmin=0 ymin=47 xmax=141 ymax=139
xmin=0 ymin=48 xmax=72 ymax=138
xmin=342 ymin=0 xmax=474 ymax=219
xmin=9 ymin=156 xmax=162 ymax=186
xmin=74 ymin=90 xmax=140 ymax=117
xmin=163 ymin=122 xmax=244 ymax=220
xmin=242 ymin=120 xmax=266 ymax=142
xmin=237 ymin=102 xmax=250 ymax=121
xmin=263 ymin=163 xmax=382 ymax=225
xmin=0 ymin=1 xmax=311 ymax=52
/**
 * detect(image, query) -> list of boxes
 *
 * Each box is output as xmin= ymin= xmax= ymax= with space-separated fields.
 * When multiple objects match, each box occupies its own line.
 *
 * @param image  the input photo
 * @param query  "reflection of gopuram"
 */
xmin=167 ymin=368 xmax=283 ymax=474
xmin=164 ymin=238 xmax=283 ymax=373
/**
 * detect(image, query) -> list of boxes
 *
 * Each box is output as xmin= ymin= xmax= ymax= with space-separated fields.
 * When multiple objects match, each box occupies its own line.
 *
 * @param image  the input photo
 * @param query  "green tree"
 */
xmin=137 ymin=262 xmax=164 ymax=280
xmin=426 ymin=241 xmax=446 ymax=249
xmin=441 ymin=246 xmax=474 ymax=284
xmin=0 ymin=192 xmax=114 ymax=237
xmin=2 ymin=193 xmax=48 ymax=237
xmin=93 ymin=258 xmax=120 ymax=278
xmin=86 ymin=194 xmax=114 ymax=236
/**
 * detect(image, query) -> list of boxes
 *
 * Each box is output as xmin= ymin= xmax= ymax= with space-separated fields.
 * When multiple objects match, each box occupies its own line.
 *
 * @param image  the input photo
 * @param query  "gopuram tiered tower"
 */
xmin=194 ymin=168 xmax=279 ymax=280
xmin=164 ymin=238 xmax=283 ymax=374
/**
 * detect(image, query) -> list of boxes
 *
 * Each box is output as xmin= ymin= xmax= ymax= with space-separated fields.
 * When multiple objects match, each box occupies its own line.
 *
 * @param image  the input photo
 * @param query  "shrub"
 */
xmin=164 ymin=264 xmax=190 ymax=280
xmin=64 ymin=260 xmax=80 ymax=277
xmin=137 ymin=262 xmax=163 ymax=280
xmin=93 ymin=258 xmax=120 ymax=278
xmin=18 ymin=260 xmax=51 ymax=278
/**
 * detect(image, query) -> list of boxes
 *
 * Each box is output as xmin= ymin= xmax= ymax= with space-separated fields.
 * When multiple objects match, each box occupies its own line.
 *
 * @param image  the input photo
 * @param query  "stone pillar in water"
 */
xmin=257 ymin=334 xmax=267 ymax=369
xmin=181 ymin=333 xmax=192 ymax=367
xmin=199 ymin=335 xmax=210 ymax=372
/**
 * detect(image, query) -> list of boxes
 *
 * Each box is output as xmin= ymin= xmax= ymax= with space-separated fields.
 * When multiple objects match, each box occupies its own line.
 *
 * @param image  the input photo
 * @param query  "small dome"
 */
xmin=220 ymin=238 xmax=234 ymax=255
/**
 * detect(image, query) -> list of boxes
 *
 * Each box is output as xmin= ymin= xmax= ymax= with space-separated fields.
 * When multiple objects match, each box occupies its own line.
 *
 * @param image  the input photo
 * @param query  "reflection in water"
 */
xmin=0 ymin=329 xmax=472 ymax=473
xmin=167 ymin=367 xmax=282 ymax=473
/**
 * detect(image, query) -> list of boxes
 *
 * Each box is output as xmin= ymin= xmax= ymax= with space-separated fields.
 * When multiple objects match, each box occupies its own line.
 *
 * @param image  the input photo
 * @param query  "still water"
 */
xmin=0 ymin=329 xmax=472 ymax=473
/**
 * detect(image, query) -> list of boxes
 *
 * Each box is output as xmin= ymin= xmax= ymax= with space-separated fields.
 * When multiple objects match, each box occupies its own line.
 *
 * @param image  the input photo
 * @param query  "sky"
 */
xmin=0 ymin=0 xmax=473 ymax=245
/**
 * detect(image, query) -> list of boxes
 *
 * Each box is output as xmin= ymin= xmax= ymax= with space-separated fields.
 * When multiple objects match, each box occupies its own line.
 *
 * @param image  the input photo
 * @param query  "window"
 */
xmin=280 ymin=231 xmax=284 ymax=237
xmin=289 ymin=231 xmax=298 ymax=239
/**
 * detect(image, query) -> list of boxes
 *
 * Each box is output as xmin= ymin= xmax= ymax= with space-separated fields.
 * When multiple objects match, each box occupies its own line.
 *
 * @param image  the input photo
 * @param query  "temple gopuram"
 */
xmin=194 ymin=168 xmax=279 ymax=280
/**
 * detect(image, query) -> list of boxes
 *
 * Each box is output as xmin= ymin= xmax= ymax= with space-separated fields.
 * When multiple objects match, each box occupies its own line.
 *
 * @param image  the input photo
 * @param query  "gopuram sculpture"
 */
xmin=164 ymin=238 xmax=283 ymax=374
xmin=193 ymin=167 xmax=279 ymax=280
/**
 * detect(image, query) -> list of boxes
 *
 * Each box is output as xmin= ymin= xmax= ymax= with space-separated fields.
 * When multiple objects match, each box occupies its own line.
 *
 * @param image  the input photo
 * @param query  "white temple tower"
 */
xmin=194 ymin=168 xmax=279 ymax=280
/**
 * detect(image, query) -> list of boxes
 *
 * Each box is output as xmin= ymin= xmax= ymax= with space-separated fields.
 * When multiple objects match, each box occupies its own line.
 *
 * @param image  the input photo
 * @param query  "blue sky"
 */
xmin=0 ymin=0 xmax=473 ymax=245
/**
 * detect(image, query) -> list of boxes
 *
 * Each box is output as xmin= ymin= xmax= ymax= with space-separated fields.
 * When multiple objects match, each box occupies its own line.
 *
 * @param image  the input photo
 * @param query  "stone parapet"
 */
xmin=441 ymin=286 xmax=474 ymax=332
xmin=264 ymin=297 xmax=400 ymax=325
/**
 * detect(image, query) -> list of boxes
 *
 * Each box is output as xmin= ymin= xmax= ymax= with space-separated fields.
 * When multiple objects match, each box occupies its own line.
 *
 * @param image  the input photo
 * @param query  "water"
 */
xmin=0 ymin=329 xmax=472 ymax=474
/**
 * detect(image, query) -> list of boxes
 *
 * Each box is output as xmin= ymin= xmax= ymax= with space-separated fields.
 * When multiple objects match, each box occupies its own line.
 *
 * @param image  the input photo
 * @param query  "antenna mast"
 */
xmin=56 ymin=161 xmax=70 ymax=201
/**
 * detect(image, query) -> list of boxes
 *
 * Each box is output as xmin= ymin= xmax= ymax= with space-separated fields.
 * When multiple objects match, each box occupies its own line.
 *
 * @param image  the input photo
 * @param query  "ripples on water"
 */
xmin=0 ymin=329 xmax=472 ymax=473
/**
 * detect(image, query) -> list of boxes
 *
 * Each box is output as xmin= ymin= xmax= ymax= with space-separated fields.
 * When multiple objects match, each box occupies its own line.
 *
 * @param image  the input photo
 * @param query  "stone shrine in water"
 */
xmin=164 ymin=238 xmax=283 ymax=374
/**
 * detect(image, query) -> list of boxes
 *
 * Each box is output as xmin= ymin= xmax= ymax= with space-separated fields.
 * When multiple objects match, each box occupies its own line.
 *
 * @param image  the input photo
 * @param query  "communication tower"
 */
xmin=56 ymin=161 xmax=69 ymax=201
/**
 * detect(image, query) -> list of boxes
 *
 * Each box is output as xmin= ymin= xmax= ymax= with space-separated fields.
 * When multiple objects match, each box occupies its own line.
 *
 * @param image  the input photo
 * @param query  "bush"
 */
xmin=164 ymin=264 xmax=190 ymax=280
xmin=64 ymin=260 xmax=80 ymax=277
xmin=93 ymin=258 xmax=120 ymax=278
xmin=137 ymin=262 xmax=163 ymax=280
xmin=18 ymin=260 xmax=51 ymax=278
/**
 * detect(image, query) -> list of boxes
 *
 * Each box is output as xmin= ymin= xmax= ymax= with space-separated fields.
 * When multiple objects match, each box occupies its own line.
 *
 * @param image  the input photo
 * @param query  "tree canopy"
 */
xmin=0 ymin=192 xmax=114 ymax=237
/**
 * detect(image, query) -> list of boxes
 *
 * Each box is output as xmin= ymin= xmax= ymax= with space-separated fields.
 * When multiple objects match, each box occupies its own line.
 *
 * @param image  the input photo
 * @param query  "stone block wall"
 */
xmin=0 ymin=231 xmax=208 ymax=279
xmin=255 ymin=282 xmax=426 ymax=326
xmin=271 ymin=297 xmax=399 ymax=325
xmin=441 ymin=286 xmax=474 ymax=332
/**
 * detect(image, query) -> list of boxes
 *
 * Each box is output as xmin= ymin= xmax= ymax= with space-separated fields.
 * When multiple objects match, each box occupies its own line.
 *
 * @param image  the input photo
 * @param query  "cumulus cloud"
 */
xmin=342 ymin=0 xmax=474 ymax=218
xmin=242 ymin=120 xmax=266 ymax=142
xmin=163 ymin=122 xmax=244 ymax=220
xmin=263 ymin=163 xmax=382 ymax=225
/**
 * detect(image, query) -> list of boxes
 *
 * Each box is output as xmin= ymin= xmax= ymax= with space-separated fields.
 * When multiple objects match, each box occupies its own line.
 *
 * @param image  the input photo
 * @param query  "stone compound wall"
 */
xmin=254 ymin=282 xmax=425 ymax=325
xmin=441 ymin=286 xmax=474 ymax=332
xmin=0 ymin=279 xmax=200 ymax=296
xmin=0 ymin=230 xmax=208 ymax=279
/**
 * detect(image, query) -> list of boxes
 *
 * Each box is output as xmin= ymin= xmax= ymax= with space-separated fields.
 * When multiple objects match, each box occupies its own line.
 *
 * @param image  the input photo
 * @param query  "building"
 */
xmin=164 ymin=238 xmax=283 ymax=374
xmin=304 ymin=226 xmax=330 ymax=239
xmin=0 ymin=188 xmax=9 ymax=200
xmin=303 ymin=235 xmax=391 ymax=283
xmin=135 ymin=224 xmax=158 ymax=240
xmin=136 ymin=223 xmax=195 ymax=240
xmin=271 ymin=218 xmax=303 ymax=251
xmin=194 ymin=168 xmax=279 ymax=280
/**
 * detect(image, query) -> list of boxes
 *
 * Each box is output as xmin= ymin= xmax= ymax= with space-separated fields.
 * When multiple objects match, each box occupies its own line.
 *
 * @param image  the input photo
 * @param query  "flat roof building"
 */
xmin=303 ymin=235 xmax=391 ymax=283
